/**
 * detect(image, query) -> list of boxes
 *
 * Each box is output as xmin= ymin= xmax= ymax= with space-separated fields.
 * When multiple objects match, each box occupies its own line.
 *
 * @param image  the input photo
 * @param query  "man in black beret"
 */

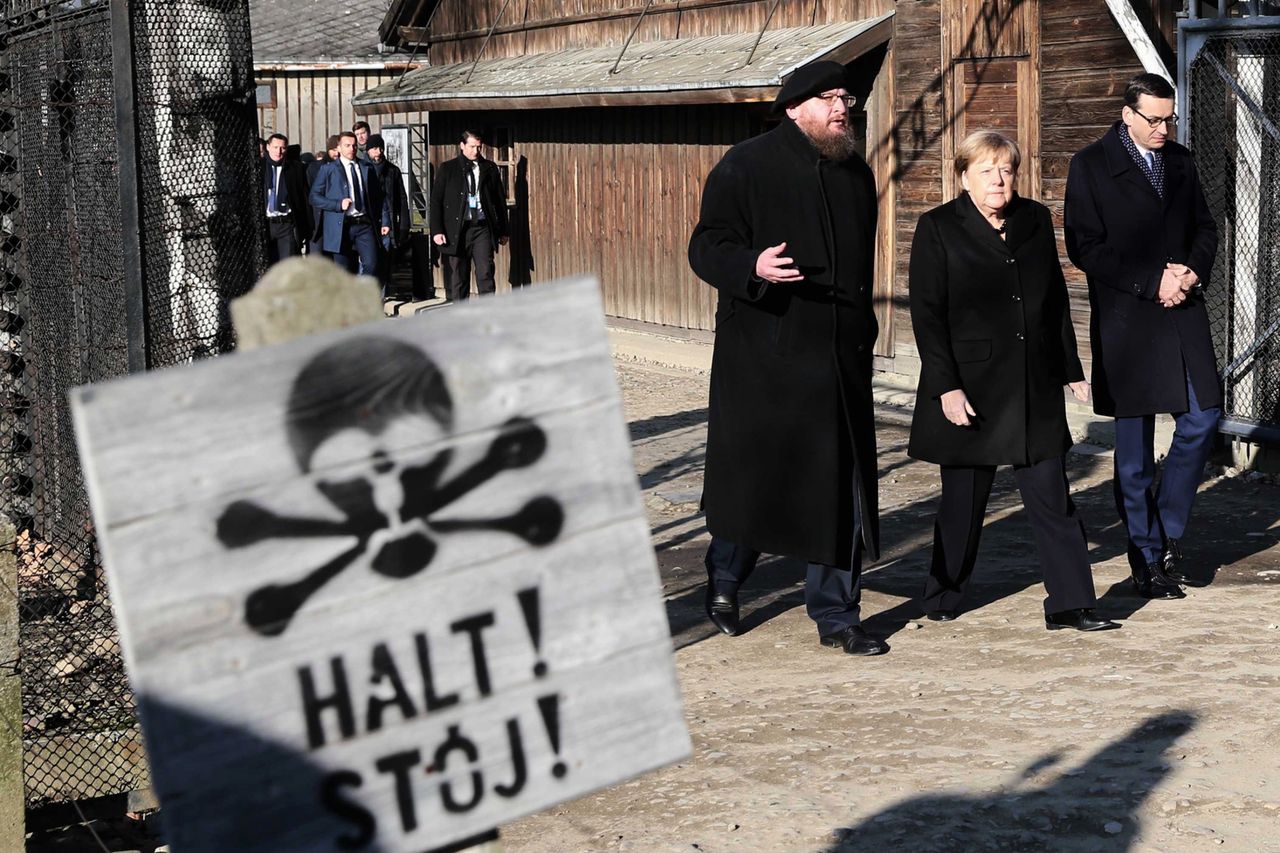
xmin=688 ymin=60 xmax=886 ymax=655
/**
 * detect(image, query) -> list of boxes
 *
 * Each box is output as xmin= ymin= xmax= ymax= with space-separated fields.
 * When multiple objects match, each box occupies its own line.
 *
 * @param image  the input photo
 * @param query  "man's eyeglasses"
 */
xmin=1130 ymin=107 xmax=1178 ymax=129
xmin=816 ymin=93 xmax=857 ymax=109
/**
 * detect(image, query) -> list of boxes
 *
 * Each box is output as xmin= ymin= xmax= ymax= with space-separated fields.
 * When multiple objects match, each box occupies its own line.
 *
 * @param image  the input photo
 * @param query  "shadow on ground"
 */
xmin=664 ymin=454 xmax=1280 ymax=648
xmin=823 ymin=711 xmax=1197 ymax=852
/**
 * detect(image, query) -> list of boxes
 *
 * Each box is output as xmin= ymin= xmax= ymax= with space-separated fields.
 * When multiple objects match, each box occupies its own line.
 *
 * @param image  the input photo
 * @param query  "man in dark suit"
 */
xmin=366 ymin=133 xmax=412 ymax=298
xmin=309 ymin=131 xmax=391 ymax=278
xmin=430 ymin=129 xmax=509 ymax=301
xmin=687 ymin=61 xmax=885 ymax=656
xmin=1065 ymin=73 xmax=1220 ymax=599
xmin=261 ymin=133 xmax=312 ymax=265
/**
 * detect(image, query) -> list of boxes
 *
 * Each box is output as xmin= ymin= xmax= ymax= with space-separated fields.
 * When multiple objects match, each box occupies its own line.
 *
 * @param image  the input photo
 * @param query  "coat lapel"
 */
xmin=954 ymin=190 xmax=1013 ymax=254
xmin=1001 ymin=195 xmax=1039 ymax=255
xmin=1103 ymin=124 xmax=1162 ymax=203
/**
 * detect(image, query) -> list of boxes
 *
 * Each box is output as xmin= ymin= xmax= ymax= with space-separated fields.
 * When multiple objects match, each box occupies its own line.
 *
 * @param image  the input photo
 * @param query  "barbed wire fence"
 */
xmin=1 ymin=0 xmax=261 ymax=812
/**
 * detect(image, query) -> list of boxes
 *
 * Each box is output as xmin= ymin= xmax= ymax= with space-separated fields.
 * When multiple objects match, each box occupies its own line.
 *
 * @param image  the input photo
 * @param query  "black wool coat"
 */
xmin=688 ymin=119 xmax=880 ymax=565
xmin=372 ymin=159 xmax=412 ymax=248
xmin=907 ymin=194 xmax=1085 ymax=466
xmin=1064 ymin=123 xmax=1220 ymax=417
xmin=429 ymin=154 xmax=509 ymax=255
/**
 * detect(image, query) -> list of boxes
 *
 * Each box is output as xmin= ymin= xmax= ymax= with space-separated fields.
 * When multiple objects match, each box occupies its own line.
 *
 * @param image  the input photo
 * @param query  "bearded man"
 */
xmin=687 ymin=60 xmax=885 ymax=656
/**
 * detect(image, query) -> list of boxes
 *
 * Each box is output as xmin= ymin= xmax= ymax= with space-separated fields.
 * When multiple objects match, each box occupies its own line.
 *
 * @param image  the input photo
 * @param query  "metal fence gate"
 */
xmin=0 ymin=0 xmax=261 ymax=807
xmin=1181 ymin=9 xmax=1280 ymax=444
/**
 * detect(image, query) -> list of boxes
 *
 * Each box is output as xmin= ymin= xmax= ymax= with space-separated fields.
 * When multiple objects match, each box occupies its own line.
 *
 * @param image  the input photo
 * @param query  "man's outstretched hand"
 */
xmin=755 ymin=242 xmax=804 ymax=284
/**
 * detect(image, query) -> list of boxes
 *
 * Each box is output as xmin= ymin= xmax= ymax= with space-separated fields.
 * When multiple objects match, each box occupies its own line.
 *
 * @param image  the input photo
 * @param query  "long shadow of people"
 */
xmin=657 ymin=427 xmax=1280 ymax=649
xmin=823 ymin=710 xmax=1197 ymax=852
xmin=665 ymin=555 xmax=806 ymax=651
xmin=860 ymin=459 xmax=1280 ymax=640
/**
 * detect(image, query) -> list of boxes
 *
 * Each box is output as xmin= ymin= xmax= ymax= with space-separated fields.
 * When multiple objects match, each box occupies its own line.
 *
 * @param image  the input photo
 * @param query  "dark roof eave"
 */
xmin=255 ymin=59 xmax=423 ymax=71
xmin=355 ymin=84 xmax=780 ymax=115
xmin=354 ymin=13 xmax=894 ymax=116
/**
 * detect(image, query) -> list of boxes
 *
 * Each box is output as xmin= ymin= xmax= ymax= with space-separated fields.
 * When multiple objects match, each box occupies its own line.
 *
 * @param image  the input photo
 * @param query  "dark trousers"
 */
xmin=266 ymin=218 xmax=299 ymax=265
xmin=377 ymin=240 xmax=405 ymax=296
xmin=922 ymin=456 xmax=1097 ymax=616
xmin=705 ymin=537 xmax=864 ymax=637
xmin=334 ymin=219 xmax=380 ymax=284
xmin=1113 ymin=372 xmax=1220 ymax=566
xmin=445 ymin=222 xmax=496 ymax=301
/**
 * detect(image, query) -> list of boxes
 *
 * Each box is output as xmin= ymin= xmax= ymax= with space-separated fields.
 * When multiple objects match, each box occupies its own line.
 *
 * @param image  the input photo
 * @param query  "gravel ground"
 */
xmin=23 ymin=358 xmax=1279 ymax=852
xmin=502 ymin=359 xmax=1280 ymax=853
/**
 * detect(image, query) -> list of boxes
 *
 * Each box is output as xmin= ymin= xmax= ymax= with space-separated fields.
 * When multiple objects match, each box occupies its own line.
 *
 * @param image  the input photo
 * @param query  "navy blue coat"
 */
xmin=1065 ymin=123 xmax=1220 ymax=417
xmin=308 ymin=158 xmax=391 ymax=255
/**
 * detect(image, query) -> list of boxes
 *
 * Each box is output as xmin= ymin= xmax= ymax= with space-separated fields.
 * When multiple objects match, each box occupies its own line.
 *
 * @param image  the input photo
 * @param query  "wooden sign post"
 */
xmin=71 ymin=259 xmax=690 ymax=851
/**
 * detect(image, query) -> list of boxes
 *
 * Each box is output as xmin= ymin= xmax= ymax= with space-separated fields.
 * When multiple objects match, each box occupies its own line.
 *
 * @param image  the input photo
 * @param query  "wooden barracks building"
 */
xmin=354 ymin=1 xmax=1183 ymax=377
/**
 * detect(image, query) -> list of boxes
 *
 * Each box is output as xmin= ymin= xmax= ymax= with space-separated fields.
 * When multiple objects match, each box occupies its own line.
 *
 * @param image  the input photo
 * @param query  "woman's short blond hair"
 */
xmin=955 ymin=130 xmax=1021 ymax=175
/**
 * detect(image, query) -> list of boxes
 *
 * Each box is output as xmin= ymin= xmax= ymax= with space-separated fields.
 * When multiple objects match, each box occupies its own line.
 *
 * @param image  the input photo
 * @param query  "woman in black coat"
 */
xmin=907 ymin=130 xmax=1118 ymax=632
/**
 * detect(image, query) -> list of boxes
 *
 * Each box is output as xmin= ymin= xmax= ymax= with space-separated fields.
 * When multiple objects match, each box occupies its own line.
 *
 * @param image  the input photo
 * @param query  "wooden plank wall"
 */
xmin=255 ymin=69 xmax=417 ymax=155
xmin=1040 ymin=0 xmax=1146 ymax=370
xmin=887 ymin=0 xmax=947 ymax=374
xmin=889 ymin=0 xmax=1164 ymax=375
xmin=419 ymin=0 xmax=894 ymax=64
xmin=427 ymin=106 xmax=761 ymax=330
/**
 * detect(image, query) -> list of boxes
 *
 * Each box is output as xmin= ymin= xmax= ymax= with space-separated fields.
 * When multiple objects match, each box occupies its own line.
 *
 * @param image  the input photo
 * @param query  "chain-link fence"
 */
xmin=0 ymin=0 xmax=260 ymax=808
xmin=1185 ymin=24 xmax=1280 ymax=439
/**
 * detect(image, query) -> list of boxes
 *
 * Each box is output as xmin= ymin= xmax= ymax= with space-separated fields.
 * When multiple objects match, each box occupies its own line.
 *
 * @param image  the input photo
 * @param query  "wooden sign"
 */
xmin=71 ymin=276 xmax=690 ymax=851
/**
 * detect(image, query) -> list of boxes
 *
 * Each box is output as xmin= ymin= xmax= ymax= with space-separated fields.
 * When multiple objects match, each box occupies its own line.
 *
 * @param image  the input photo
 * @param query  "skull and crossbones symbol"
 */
xmin=216 ymin=337 xmax=564 ymax=637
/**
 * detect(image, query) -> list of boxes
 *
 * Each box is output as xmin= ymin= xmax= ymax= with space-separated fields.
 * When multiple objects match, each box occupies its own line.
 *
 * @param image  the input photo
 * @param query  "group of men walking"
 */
xmin=260 ymin=123 xmax=509 ymax=303
xmin=260 ymin=121 xmax=409 ymax=299
xmin=690 ymin=62 xmax=1221 ymax=655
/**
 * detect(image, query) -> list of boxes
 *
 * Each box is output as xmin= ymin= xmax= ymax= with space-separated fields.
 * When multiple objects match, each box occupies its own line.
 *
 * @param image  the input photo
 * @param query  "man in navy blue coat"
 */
xmin=309 ymin=131 xmax=390 ymax=282
xmin=1065 ymin=73 xmax=1220 ymax=598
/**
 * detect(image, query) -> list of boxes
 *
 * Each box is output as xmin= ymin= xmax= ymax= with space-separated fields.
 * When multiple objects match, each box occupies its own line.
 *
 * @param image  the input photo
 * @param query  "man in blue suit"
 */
xmin=309 ymin=131 xmax=390 ymax=282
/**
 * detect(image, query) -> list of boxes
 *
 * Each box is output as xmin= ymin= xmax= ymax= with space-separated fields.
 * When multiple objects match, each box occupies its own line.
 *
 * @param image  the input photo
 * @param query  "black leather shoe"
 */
xmin=704 ymin=585 xmax=740 ymax=636
xmin=924 ymin=610 xmax=958 ymax=622
xmin=819 ymin=626 xmax=888 ymax=656
xmin=1045 ymin=608 xmax=1121 ymax=631
xmin=1162 ymin=539 xmax=1206 ymax=587
xmin=1132 ymin=563 xmax=1186 ymax=600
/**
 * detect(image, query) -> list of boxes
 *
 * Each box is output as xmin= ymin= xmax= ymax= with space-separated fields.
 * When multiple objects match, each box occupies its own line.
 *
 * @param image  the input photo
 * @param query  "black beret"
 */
xmin=366 ymin=133 xmax=385 ymax=150
xmin=771 ymin=60 xmax=849 ymax=115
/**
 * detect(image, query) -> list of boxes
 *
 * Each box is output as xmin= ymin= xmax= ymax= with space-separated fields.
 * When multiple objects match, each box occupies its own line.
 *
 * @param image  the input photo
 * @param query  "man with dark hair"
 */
xmin=261 ymin=133 xmax=312 ymax=264
xmin=353 ymin=120 xmax=373 ymax=163
xmin=430 ymin=129 xmax=509 ymax=301
xmin=366 ymin=133 xmax=412 ymax=299
xmin=1065 ymin=72 xmax=1220 ymax=598
xmin=309 ymin=131 xmax=391 ymax=276
xmin=687 ymin=60 xmax=885 ymax=656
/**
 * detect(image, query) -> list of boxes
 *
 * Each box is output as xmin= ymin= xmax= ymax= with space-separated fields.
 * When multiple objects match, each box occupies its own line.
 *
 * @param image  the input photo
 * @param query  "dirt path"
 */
xmin=504 ymin=360 xmax=1280 ymax=852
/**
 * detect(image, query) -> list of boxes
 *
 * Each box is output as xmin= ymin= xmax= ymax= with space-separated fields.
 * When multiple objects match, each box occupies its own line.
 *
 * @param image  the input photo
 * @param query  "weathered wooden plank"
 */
xmin=1040 ymin=38 xmax=1141 ymax=73
xmin=1041 ymin=66 xmax=1134 ymax=99
xmin=71 ymin=270 xmax=690 ymax=852
xmin=1040 ymin=94 xmax=1122 ymax=130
